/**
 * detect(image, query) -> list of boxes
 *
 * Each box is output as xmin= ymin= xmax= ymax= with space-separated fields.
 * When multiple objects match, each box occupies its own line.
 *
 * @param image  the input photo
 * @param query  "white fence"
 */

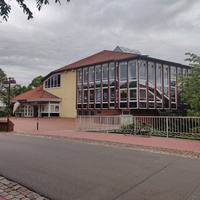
xmin=76 ymin=115 xmax=200 ymax=139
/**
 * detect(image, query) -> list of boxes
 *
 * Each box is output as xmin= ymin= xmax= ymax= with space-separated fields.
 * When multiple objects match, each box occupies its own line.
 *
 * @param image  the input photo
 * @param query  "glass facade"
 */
xmin=76 ymin=59 xmax=189 ymax=115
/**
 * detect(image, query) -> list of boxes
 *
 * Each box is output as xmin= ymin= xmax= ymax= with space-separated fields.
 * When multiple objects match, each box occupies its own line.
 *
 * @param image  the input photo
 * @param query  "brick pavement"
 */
xmin=0 ymin=176 xmax=48 ymax=200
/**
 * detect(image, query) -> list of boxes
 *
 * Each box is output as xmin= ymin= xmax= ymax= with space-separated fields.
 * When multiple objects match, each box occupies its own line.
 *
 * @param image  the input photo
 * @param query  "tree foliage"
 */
xmin=0 ymin=0 xmax=70 ymax=21
xmin=28 ymin=75 xmax=43 ymax=89
xmin=12 ymin=75 xmax=43 ymax=98
xmin=179 ymin=53 xmax=200 ymax=116
xmin=0 ymin=68 xmax=7 ymax=104
xmin=12 ymin=84 xmax=28 ymax=97
xmin=0 ymin=72 xmax=43 ymax=104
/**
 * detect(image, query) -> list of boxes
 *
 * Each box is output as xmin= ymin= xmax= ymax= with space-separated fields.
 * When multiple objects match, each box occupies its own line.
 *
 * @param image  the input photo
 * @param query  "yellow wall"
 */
xmin=45 ymin=71 xmax=76 ymax=118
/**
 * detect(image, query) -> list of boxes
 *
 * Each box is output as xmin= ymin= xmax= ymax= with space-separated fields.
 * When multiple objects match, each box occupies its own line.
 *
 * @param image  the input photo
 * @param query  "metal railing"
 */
xmin=76 ymin=115 xmax=200 ymax=140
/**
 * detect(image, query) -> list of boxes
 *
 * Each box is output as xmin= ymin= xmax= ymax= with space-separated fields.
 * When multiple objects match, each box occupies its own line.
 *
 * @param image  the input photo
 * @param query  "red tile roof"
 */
xmin=52 ymin=50 xmax=138 ymax=73
xmin=11 ymin=85 xmax=60 ymax=102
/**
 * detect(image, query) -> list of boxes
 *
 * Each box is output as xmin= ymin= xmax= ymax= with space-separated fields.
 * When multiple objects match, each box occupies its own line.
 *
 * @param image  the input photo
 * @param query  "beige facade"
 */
xmin=44 ymin=70 xmax=76 ymax=118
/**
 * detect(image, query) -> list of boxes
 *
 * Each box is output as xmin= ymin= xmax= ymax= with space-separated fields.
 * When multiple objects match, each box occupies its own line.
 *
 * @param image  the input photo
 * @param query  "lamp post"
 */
xmin=3 ymin=77 xmax=16 ymax=132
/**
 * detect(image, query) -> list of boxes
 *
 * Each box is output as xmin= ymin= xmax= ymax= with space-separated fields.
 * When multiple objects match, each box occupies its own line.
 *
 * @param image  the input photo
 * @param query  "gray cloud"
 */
xmin=0 ymin=0 xmax=200 ymax=85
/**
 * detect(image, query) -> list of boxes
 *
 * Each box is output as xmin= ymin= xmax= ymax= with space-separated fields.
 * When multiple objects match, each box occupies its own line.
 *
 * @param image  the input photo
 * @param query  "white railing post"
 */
xmin=166 ymin=117 xmax=169 ymax=138
xmin=106 ymin=117 xmax=109 ymax=133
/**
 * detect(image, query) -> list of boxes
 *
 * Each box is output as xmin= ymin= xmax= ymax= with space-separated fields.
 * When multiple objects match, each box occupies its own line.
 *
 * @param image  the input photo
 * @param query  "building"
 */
xmin=11 ymin=46 xmax=191 ymax=118
xmin=11 ymin=85 xmax=61 ymax=117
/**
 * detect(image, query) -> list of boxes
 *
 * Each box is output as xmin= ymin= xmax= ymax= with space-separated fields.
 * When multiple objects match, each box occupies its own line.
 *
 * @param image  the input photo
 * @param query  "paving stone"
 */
xmin=4 ymin=195 xmax=14 ymax=199
xmin=0 ymin=192 xmax=8 ymax=197
xmin=8 ymin=191 xmax=19 ymax=196
xmin=8 ymin=183 xmax=17 ymax=188
xmin=4 ymin=189 xmax=11 ymax=193
xmin=15 ymin=194 xmax=25 ymax=199
xmin=1 ymin=180 xmax=10 ymax=186
xmin=20 ymin=190 xmax=31 ymax=196
xmin=27 ymin=192 xmax=40 ymax=199
xmin=0 ymin=185 xmax=8 ymax=190
xmin=36 ymin=197 xmax=46 ymax=200
xmin=17 ymin=187 xmax=27 ymax=193
xmin=13 ymin=186 xmax=21 ymax=190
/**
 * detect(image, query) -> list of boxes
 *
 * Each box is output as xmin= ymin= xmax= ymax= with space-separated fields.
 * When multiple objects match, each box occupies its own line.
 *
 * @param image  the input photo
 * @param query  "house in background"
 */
xmin=11 ymin=85 xmax=61 ymax=117
xmin=11 ymin=46 xmax=191 ymax=118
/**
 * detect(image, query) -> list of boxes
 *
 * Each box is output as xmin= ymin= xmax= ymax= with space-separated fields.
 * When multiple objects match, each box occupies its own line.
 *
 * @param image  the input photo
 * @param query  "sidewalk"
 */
xmin=8 ymin=117 xmax=200 ymax=156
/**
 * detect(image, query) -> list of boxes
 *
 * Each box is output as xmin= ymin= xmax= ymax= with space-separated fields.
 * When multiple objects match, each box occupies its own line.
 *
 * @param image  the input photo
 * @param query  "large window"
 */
xmin=148 ymin=62 xmax=155 ymax=85
xmin=77 ymin=69 xmax=83 ymax=107
xmin=147 ymin=62 xmax=155 ymax=108
xmin=164 ymin=65 xmax=169 ymax=108
xmin=77 ymin=70 xmax=82 ymax=84
xmin=170 ymin=66 xmax=177 ymax=106
xmin=44 ymin=74 xmax=61 ymax=88
xmin=96 ymin=65 xmax=101 ymax=81
xmin=156 ymin=63 xmax=162 ymax=92
xmin=102 ymin=64 xmax=108 ymax=81
xmin=119 ymin=62 xmax=127 ymax=81
xmin=139 ymin=60 xmax=146 ymax=80
xmin=83 ymin=68 xmax=88 ymax=83
xmin=50 ymin=104 xmax=60 ymax=113
xmin=128 ymin=60 xmax=137 ymax=108
xmin=164 ymin=65 xmax=169 ymax=86
xmin=89 ymin=67 xmax=94 ymax=82
xmin=128 ymin=61 xmax=136 ymax=79
xmin=119 ymin=62 xmax=128 ymax=108
xmin=109 ymin=62 xmax=115 ymax=80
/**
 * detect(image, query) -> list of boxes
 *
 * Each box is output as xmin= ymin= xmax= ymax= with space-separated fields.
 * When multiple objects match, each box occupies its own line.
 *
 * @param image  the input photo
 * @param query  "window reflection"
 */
xmin=139 ymin=60 xmax=146 ymax=80
xmin=120 ymin=90 xmax=127 ymax=101
xmin=148 ymin=62 xmax=154 ymax=84
xmin=83 ymin=68 xmax=88 ymax=83
xmin=109 ymin=63 xmax=115 ymax=80
xmin=119 ymin=62 xmax=127 ymax=81
xmin=89 ymin=67 xmax=94 ymax=82
xmin=102 ymin=64 xmax=108 ymax=81
xmin=128 ymin=61 xmax=136 ymax=80
xmin=96 ymin=65 xmax=101 ymax=81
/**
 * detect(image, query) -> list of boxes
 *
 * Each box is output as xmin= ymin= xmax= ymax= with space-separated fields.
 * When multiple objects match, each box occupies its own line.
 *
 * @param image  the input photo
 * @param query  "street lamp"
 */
xmin=3 ymin=77 xmax=16 ymax=132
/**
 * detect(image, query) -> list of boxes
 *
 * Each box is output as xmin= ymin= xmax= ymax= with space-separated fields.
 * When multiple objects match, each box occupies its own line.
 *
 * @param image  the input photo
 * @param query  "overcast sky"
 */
xmin=0 ymin=0 xmax=200 ymax=86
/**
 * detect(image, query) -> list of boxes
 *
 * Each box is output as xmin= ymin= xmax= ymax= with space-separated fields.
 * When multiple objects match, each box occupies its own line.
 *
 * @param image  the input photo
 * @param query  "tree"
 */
xmin=0 ymin=0 xmax=70 ymax=21
xmin=12 ymin=75 xmax=43 ymax=97
xmin=28 ymin=75 xmax=43 ymax=89
xmin=12 ymin=84 xmax=28 ymax=97
xmin=179 ymin=53 xmax=200 ymax=116
xmin=0 ymin=68 xmax=7 ymax=104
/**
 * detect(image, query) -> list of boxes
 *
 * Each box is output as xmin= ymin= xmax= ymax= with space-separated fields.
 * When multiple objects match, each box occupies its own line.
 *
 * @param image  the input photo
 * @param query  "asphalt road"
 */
xmin=0 ymin=134 xmax=200 ymax=200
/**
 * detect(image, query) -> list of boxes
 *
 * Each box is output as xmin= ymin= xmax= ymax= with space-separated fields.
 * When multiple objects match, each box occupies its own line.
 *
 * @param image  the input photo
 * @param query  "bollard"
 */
xmin=37 ymin=118 xmax=39 ymax=130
